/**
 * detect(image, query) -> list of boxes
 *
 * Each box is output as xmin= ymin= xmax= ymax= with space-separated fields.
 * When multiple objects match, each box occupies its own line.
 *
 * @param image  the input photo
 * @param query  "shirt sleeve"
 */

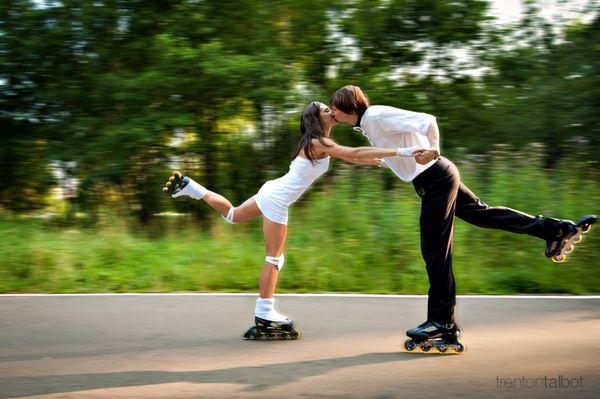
xmin=375 ymin=108 xmax=436 ymax=136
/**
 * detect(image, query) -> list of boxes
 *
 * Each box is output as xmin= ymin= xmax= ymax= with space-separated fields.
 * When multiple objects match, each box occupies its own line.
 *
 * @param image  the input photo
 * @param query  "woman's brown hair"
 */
xmin=291 ymin=101 xmax=332 ymax=164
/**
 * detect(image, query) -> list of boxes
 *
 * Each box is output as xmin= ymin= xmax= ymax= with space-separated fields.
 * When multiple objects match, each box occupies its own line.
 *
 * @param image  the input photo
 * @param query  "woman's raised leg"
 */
xmin=202 ymin=191 xmax=262 ymax=223
xmin=164 ymin=172 xmax=262 ymax=222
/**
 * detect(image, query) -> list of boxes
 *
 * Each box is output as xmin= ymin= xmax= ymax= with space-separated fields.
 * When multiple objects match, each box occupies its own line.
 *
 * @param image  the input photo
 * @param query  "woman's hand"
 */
xmin=413 ymin=149 xmax=439 ymax=165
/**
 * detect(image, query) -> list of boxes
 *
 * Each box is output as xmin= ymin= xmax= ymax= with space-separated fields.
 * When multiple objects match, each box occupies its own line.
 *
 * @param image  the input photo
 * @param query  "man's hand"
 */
xmin=413 ymin=149 xmax=439 ymax=165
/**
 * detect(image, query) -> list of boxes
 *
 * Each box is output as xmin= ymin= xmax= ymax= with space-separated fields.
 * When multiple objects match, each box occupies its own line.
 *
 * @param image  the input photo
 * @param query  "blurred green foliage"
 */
xmin=0 ymin=1 xmax=598 ymax=293
xmin=0 ymin=145 xmax=598 ymax=294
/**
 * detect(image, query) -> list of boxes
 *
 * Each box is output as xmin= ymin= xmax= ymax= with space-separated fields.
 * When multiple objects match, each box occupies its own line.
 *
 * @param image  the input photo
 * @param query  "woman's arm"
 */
xmin=336 ymin=155 xmax=382 ymax=166
xmin=313 ymin=137 xmax=399 ymax=161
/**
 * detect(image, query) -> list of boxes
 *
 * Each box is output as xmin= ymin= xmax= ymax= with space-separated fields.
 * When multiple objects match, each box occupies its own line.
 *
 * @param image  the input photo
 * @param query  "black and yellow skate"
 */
xmin=243 ymin=317 xmax=301 ymax=341
xmin=546 ymin=215 xmax=597 ymax=263
xmin=403 ymin=321 xmax=465 ymax=355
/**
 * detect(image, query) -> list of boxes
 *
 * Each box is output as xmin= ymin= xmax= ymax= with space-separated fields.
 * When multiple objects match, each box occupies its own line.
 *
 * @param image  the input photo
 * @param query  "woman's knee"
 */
xmin=265 ymin=253 xmax=285 ymax=270
xmin=222 ymin=207 xmax=237 ymax=224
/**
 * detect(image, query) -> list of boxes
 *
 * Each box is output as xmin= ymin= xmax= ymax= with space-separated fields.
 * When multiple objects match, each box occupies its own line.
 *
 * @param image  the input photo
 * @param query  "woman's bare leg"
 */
xmin=201 ymin=191 xmax=262 ymax=223
xmin=201 ymin=189 xmax=286 ymax=296
xmin=248 ymin=217 xmax=299 ymax=339
xmin=259 ymin=217 xmax=287 ymax=298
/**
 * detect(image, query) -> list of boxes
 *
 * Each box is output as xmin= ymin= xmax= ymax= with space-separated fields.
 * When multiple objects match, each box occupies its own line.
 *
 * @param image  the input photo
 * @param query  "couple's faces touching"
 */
xmin=320 ymin=103 xmax=354 ymax=127
xmin=317 ymin=103 xmax=354 ymax=129
xmin=317 ymin=102 xmax=337 ymax=131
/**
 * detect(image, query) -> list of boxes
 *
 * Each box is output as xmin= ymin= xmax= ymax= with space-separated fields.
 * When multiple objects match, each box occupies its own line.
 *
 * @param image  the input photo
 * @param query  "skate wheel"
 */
xmin=162 ymin=187 xmax=168 ymax=193
xmin=437 ymin=345 xmax=448 ymax=353
xmin=455 ymin=343 xmax=465 ymax=353
xmin=565 ymin=245 xmax=574 ymax=254
xmin=420 ymin=343 xmax=432 ymax=352
xmin=582 ymin=224 xmax=592 ymax=233
xmin=552 ymin=254 xmax=566 ymax=263
xmin=403 ymin=339 xmax=417 ymax=352
xmin=574 ymin=234 xmax=583 ymax=243
xmin=243 ymin=326 xmax=263 ymax=340
xmin=168 ymin=176 xmax=175 ymax=183
xmin=173 ymin=171 xmax=183 ymax=179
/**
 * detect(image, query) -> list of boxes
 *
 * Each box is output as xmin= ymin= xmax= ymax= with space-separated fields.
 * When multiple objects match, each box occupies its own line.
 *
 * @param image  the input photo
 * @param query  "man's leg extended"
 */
xmin=455 ymin=183 xmax=551 ymax=239
xmin=454 ymin=182 xmax=597 ymax=260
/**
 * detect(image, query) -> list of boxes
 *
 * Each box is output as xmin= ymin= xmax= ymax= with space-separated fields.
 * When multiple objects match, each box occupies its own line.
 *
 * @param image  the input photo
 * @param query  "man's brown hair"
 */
xmin=330 ymin=85 xmax=370 ymax=116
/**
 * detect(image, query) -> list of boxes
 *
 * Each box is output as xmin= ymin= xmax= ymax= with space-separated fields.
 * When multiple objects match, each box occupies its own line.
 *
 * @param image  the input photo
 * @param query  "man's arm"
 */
xmin=425 ymin=120 xmax=440 ymax=154
xmin=412 ymin=119 xmax=441 ymax=164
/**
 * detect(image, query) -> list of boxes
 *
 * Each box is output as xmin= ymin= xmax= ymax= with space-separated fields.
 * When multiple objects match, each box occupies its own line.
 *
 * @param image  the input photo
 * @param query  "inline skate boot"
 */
xmin=403 ymin=321 xmax=465 ymax=354
xmin=163 ymin=171 xmax=188 ymax=195
xmin=163 ymin=171 xmax=207 ymax=200
xmin=545 ymin=215 xmax=597 ymax=263
xmin=243 ymin=316 xmax=301 ymax=341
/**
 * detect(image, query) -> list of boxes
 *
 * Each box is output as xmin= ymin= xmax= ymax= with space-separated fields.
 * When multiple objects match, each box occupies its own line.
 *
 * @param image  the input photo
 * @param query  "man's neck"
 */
xmin=353 ymin=108 xmax=367 ymax=127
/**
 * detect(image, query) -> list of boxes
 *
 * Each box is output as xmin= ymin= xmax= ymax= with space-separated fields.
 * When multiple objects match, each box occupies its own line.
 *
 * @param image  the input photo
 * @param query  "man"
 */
xmin=330 ymin=85 xmax=596 ymax=353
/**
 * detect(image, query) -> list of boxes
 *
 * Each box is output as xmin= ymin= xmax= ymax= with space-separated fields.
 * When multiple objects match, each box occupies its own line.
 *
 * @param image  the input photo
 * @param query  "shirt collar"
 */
xmin=354 ymin=109 xmax=366 ymax=129
xmin=352 ymin=109 xmax=367 ymax=133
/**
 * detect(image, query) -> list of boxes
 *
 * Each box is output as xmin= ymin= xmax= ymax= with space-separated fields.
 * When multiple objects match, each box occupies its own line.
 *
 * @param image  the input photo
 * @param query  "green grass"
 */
xmin=1 ymin=145 xmax=599 ymax=294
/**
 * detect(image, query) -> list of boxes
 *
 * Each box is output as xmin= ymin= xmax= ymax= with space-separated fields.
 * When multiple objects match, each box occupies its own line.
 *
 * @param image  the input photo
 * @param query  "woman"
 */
xmin=163 ymin=101 xmax=421 ymax=340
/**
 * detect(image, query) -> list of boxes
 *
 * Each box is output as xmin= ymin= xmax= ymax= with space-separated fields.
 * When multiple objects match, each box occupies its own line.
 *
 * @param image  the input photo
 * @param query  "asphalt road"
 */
xmin=0 ymin=294 xmax=599 ymax=399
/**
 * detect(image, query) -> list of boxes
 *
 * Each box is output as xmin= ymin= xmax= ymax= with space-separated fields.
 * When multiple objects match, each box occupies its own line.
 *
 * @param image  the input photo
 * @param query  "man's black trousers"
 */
xmin=411 ymin=157 xmax=554 ymax=324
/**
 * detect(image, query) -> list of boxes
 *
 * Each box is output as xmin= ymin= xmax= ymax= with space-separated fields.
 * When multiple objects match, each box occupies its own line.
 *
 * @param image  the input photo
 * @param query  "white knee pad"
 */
xmin=265 ymin=253 xmax=285 ymax=271
xmin=222 ymin=207 xmax=235 ymax=224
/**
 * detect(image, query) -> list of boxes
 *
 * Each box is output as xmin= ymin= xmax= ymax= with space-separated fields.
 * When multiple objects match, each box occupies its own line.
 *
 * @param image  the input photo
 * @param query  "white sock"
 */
xmin=172 ymin=177 xmax=207 ymax=200
xmin=255 ymin=297 xmax=289 ymax=322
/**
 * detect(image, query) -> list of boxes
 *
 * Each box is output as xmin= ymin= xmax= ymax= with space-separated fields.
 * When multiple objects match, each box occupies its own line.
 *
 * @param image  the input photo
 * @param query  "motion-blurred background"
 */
xmin=0 ymin=0 xmax=598 ymax=294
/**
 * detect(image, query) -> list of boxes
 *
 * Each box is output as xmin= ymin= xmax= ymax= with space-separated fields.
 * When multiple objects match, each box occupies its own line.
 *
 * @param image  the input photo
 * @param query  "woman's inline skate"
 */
xmin=244 ymin=297 xmax=301 ymax=340
xmin=243 ymin=316 xmax=301 ymax=340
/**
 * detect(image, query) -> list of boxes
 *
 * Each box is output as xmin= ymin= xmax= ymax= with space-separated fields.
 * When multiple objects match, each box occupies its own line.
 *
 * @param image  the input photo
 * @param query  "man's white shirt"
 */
xmin=355 ymin=105 xmax=437 ymax=182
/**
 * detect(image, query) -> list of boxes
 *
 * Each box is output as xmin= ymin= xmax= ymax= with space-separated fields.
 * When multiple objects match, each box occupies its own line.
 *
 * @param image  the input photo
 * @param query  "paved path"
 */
xmin=1 ymin=294 xmax=599 ymax=398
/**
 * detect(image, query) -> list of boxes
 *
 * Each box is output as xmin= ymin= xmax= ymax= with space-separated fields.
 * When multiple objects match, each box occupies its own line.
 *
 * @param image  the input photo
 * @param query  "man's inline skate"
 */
xmin=243 ymin=316 xmax=301 ymax=341
xmin=403 ymin=321 xmax=465 ymax=354
xmin=545 ymin=215 xmax=597 ymax=263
